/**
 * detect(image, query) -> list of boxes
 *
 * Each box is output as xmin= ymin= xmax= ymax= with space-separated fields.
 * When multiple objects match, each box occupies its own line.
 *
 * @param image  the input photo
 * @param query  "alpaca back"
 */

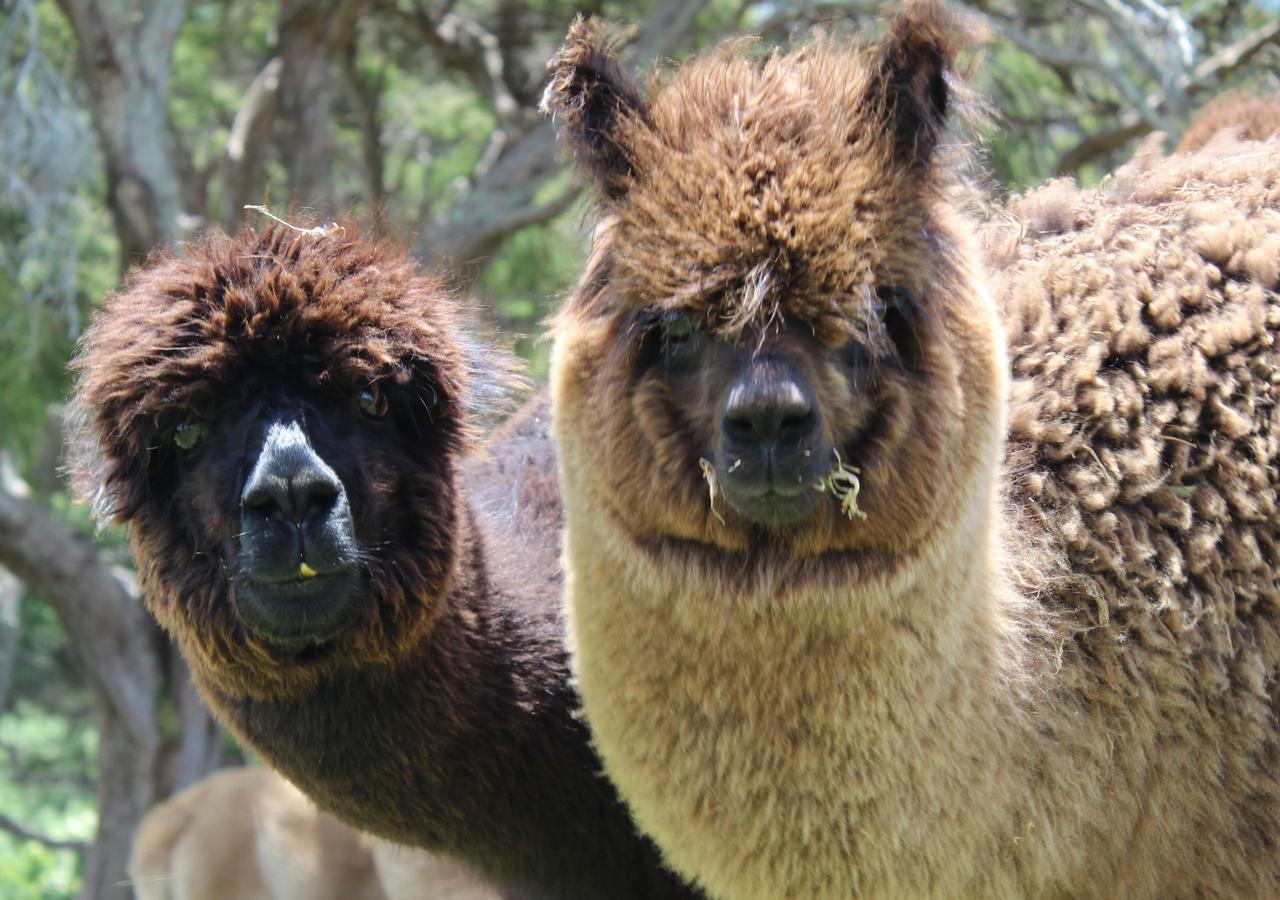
xmin=982 ymin=131 xmax=1280 ymax=896
xmin=1176 ymin=91 xmax=1280 ymax=153
xmin=130 ymin=768 xmax=384 ymax=900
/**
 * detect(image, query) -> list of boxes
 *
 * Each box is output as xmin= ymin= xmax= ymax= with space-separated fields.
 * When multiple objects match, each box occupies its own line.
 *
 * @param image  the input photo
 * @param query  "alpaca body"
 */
xmin=1177 ymin=90 xmax=1280 ymax=153
xmin=130 ymin=766 xmax=498 ymax=900
xmin=129 ymin=767 xmax=386 ymax=900
xmin=543 ymin=6 xmax=1280 ymax=897
xmin=69 ymin=230 xmax=696 ymax=900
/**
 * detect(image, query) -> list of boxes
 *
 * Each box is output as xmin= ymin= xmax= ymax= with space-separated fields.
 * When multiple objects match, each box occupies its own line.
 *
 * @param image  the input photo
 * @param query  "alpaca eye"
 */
xmin=661 ymin=310 xmax=703 ymax=358
xmin=874 ymin=285 xmax=923 ymax=369
xmin=173 ymin=421 xmax=207 ymax=452
xmin=359 ymin=384 xmax=389 ymax=419
xmin=664 ymin=310 xmax=698 ymax=336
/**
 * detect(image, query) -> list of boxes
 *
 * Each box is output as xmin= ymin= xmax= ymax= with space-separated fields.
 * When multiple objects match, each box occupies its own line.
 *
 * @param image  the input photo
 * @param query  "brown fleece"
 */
xmin=68 ymin=228 xmax=700 ymax=899
xmin=545 ymin=3 xmax=1280 ymax=898
xmin=1176 ymin=90 xmax=1280 ymax=153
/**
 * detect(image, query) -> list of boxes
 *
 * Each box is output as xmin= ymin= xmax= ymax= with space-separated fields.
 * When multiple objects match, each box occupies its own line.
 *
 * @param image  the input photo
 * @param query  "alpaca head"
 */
xmin=544 ymin=2 xmax=1006 ymax=564
xmin=69 ymin=227 xmax=502 ymax=698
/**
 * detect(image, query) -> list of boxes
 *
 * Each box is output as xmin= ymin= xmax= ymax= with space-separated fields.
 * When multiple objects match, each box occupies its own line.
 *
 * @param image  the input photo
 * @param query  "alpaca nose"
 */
xmin=721 ymin=363 xmax=819 ymax=460
xmin=242 ymin=420 xmax=342 ymax=525
xmin=721 ymin=363 xmax=819 ymax=481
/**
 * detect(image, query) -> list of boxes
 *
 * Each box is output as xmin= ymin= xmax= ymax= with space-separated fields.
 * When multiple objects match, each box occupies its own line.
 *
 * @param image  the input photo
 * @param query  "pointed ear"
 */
xmin=541 ymin=17 xmax=651 ymax=200
xmin=868 ymin=1 xmax=970 ymax=168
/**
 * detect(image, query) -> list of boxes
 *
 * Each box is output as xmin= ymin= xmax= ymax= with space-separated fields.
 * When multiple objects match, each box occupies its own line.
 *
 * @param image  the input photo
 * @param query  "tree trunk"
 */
xmin=90 ymin=706 xmax=160 ymax=900
xmin=55 ymin=0 xmax=191 ymax=267
xmin=0 ymin=454 xmax=235 ymax=900
xmin=275 ymin=0 xmax=359 ymax=218
xmin=223 ymin=56 xmax=283 ymax=230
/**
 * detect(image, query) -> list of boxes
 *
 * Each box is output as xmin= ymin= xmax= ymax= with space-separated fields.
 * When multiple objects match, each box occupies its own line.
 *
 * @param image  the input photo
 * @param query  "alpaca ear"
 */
xmin=541 ymin=17 xmax=651 ymax=200
xmin=867 ymin=1 xmax=968 ymax=168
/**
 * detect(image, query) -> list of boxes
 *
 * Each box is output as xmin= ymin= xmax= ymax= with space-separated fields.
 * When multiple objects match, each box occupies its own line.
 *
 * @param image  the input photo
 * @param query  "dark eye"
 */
xmin=359 ymin=383 xmax=390 ymax=419
xmin=173 ymin=421 xmax=207 ymax=452
xmin=661 ymin=310 xmax=703 ymax=359
xmin=875 ymin=286 xmax=923 ymax=369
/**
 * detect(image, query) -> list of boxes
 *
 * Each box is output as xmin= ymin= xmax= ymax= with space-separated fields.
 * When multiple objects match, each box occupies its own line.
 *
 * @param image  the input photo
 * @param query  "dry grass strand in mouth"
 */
xmin=698 ymin=457 xmax=726 ymax=524
xmin=814 ymin=449 xmax=867 ymax=521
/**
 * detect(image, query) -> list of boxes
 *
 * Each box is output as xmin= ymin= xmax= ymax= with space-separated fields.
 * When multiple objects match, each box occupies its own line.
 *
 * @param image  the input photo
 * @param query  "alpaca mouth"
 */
xmin=234 ymin=568 xmax=362 ymax=648
xmin=720 ymin=481 xmax=821 ymax=527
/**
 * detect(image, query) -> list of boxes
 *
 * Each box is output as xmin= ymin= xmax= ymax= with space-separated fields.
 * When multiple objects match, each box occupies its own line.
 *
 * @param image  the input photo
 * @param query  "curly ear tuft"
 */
xmin=870 ymin=0 xmax=976 ymax=167
xmin=540 ymin=16 xmax=651 ymax=200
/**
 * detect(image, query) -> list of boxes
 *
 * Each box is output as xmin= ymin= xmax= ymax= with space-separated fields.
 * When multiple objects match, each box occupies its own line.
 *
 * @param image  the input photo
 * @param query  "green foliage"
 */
xmin=482 ymin=190 xmax=589 ymax=379
xmin=0 ymin=606 xmax=97 ymax=900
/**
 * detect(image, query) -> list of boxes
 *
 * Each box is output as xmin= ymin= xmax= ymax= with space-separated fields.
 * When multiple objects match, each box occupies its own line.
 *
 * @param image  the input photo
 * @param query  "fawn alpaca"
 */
xmin=544 ymin=3 xmax=1280 ymax=897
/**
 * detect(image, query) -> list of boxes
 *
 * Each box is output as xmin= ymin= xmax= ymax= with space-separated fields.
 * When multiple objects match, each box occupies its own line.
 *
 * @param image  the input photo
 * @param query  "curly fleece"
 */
xmin=986 ymin=129 xmax=1280 ymax=806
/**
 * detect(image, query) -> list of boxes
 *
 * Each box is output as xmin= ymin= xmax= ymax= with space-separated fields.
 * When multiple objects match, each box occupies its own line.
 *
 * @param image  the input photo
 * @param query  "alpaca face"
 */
xmin=70 ymin=228 xmax=479 ymax=696
xmin=629 ymin=305 xmax=923 ymax=531
xmin=172 ymin=385 xmax=404 ymax=649
xmin=545 ymin=11 xmax=1003 ymax=561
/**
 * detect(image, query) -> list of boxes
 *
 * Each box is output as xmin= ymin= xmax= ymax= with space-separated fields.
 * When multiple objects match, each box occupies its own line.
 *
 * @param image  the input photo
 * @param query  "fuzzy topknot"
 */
xmin=545 ymin=2 xmax=978 ymax=345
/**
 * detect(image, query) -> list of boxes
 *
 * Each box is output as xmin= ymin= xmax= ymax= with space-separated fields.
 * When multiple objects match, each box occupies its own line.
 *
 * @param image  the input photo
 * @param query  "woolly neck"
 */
xmin=191 ymin=502 xmax=698 ymax=900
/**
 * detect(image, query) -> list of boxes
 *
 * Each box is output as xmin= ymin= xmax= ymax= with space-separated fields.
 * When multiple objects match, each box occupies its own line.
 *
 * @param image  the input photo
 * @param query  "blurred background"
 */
xmin=0 ymin=0 xmax=1277 ymax=897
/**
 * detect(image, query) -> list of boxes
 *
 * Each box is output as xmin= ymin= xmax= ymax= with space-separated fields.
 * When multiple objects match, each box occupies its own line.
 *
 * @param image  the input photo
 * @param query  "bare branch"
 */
xmin=0 ymin=566 xmax=18 ymax=715
xmin=0 ymin=456 xmax=159 ymax=751
xmin=415 ymin=0 xmax=714 ymax=272
xmin=1056 ymin=18 xmax=1280 ymax=174
xmin=0 ymin=811 xmax=88 ymax=854
xmin=223 ymin=56 xmax=282 ymax=228
xmin=1056 ymin=114 xmax=1151 ymax=174
xmin=1191 ymin=19 xmax=1280 ymax=86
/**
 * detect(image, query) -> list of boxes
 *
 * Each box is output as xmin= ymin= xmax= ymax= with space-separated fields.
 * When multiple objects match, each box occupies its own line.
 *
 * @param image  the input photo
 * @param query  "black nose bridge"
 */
xmin=242 ymin=415 xmax=342 ymax=522
xmin=722 ymin=356 xmax=815 ymax=445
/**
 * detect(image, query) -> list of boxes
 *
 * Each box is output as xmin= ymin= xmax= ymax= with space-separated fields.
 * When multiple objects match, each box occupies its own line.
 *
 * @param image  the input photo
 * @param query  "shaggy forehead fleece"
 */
xmin=986 ymin=132 xmax=1280 ymax=690
xmin=547 ymin=14 xmax=971 ymax=342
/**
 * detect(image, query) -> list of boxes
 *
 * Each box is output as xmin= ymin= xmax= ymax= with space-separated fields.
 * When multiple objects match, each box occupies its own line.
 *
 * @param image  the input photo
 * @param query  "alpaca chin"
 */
xmin=232 ymin=571 xmax=362 ymax=650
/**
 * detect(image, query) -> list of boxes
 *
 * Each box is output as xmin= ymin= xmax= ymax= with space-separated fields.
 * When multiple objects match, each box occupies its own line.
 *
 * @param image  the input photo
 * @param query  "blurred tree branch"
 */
xmin=411 ymin=0 xmax=713 ymax=268
xmin=223 ymin=56 xmax=283 ymax=229
xmin=0 ymin=810 xmax=88 ymax=854
xmin=0 ymin=566 xmax=18 ymax=716
xmin=1056 ymin=16 xmax=1280 ymax=173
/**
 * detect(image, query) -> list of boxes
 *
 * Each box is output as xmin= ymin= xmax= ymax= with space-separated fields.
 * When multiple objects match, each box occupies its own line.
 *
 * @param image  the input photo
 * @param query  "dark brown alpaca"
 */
xmin=68 ymin=226 xmax=696 ymax=900
xmin=544 ymin=3 xmax=1280 ymax=898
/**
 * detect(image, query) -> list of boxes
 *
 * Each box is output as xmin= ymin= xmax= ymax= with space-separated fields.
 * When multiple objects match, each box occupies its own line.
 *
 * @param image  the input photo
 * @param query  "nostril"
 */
xmin=722 ymin=410 xmax=758 ymax=446
xmin=777 ymin=409 xmax=818 ymax=447
xmin=242 ymin=478 xmax=287 ymax=519
xmin=295 ymin=475 xmax=341 ymax=519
